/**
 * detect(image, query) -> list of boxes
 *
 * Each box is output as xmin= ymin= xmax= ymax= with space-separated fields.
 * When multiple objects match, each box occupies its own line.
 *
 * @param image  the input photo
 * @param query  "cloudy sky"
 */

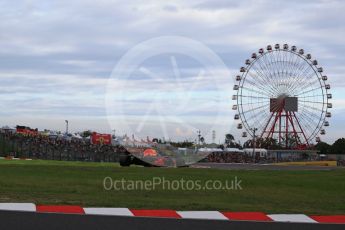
xmin=0 ymin=0 xmax=344 ymax=144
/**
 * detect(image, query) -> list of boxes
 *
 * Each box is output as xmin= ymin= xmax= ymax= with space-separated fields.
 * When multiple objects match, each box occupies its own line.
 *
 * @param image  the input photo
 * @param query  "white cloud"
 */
xmin=0 ymin=0 xmax=343 ymax=142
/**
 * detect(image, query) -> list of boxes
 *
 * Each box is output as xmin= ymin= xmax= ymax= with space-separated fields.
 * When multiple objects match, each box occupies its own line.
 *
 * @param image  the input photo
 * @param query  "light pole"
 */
xmin=212 ymin=130 xmax=216 ymax=144
xmin=250 ymin=127 xmax=258 ymax=158
xmin=65 ymin=120 xmax=69 ymax=135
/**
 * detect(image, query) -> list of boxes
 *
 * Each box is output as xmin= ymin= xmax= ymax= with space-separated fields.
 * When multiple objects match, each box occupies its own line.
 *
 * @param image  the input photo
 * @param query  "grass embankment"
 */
xmin=0 ymin=159 xmax=344 ymax=214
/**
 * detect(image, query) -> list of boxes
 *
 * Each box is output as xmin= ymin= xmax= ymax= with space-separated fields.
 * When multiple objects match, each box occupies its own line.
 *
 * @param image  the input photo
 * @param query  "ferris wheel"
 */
xmin=233 ymin=44 xmax=332 ymax=148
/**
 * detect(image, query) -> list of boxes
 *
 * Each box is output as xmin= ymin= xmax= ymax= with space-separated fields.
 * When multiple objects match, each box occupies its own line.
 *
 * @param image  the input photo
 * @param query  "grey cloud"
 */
xmin=0 ymin=0 xmax=343 ymax=141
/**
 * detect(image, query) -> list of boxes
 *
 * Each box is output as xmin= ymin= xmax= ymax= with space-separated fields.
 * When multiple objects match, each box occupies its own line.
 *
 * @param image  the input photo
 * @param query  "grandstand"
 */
xmin=0 ymin=125 xmax=340 ymax=165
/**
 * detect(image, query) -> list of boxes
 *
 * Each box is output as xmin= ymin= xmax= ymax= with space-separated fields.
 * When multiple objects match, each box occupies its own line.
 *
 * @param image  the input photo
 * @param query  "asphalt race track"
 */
xmin=0 ymin=210 xmax=343 ymax=230
xmin=193 ymin=163 xmax=338 ymax=171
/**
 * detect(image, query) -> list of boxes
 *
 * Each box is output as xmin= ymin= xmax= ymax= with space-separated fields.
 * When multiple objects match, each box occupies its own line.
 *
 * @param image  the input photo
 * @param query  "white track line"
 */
xmin=268 ymin=214 xmax=317 ymax=223
xmin=83 ymin=208 xmax=134 ymax=216
xmin=177 ymin=211 xmax=228 ymax=220
xmin=0 ymin=203 xmax=36 ymax=212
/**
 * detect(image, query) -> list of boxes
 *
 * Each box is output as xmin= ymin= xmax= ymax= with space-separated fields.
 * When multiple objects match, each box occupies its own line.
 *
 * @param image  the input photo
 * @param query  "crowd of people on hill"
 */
xmin=0 ymin=132 xmax=129 ymax=162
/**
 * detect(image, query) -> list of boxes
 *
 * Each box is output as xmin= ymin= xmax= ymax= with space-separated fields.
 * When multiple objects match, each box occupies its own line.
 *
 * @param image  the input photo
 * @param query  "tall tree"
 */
xmin=81 ymin=130 xmax=92 ymax=138
xmin=315 ymin=141 xmax=331 ymax=155
xmin=331 ymin=138 xmax=345 ymax=154
xmin=224 ymin=133 xmax=241 ymax=148
xmin=225 ymin=134 xmax=234 ymax=143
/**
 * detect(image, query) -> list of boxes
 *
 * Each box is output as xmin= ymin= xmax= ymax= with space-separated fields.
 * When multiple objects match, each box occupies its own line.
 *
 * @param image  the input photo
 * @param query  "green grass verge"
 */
xmin=0 ymin=159 xmax=345 ymax=214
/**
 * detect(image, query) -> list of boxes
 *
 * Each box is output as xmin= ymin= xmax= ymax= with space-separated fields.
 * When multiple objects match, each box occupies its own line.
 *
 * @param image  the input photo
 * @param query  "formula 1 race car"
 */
xmin=119 ymin=146 xmax=208 ymax=168
xmin=119 ymin=148 xmax=187 ymax=167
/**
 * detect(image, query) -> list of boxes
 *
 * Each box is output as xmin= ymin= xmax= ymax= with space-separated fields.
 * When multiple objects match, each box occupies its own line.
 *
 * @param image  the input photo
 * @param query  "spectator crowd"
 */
xmin=0 ymin=132 xmax=128 ymax=162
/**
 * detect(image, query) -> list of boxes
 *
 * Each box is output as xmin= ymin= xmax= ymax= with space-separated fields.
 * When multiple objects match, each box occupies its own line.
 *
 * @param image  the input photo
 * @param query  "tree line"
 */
xmin=315 ymin=138 xmax=345 ymax=155
xmin=224 ymin=133 xmax=345 ymax=154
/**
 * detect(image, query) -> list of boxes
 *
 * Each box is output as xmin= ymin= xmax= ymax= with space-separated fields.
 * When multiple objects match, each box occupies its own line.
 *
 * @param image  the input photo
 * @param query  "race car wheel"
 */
xmin=119 ymin=154 xmax=131 ymax=167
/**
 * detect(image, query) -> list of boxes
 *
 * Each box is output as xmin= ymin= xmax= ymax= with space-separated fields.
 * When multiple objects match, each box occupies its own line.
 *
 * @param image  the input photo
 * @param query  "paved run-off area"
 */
xmin=0 ymin=159 xmax=345 ymax=214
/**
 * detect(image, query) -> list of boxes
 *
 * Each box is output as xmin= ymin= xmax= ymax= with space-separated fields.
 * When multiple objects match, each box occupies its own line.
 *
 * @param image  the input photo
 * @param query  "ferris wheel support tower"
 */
xmin=233 ymin=44 xmax=332 ymax=149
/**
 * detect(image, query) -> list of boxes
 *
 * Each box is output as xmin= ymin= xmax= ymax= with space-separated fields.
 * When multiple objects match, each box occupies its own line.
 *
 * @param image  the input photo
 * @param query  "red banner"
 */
xmin=91 ymin=132 xmax=111 ymax=145
xmin=16 ymin=127 xmax=38 ymax=136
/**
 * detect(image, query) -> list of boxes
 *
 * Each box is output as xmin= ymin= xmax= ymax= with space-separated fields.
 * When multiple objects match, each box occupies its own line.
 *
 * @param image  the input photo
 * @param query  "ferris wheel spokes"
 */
xmin=234 ymin=43 xmax=331 ymax=148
